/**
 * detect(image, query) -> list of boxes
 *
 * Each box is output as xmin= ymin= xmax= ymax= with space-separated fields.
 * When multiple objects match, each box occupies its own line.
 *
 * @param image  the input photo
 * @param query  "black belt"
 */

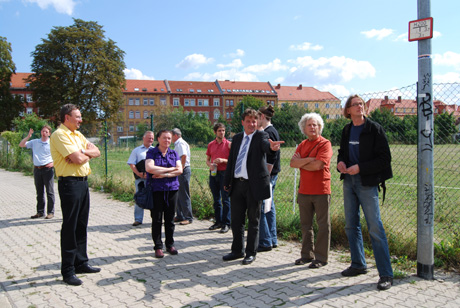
xmin=58 ymin=176 xmax=88 ymax=181
xmin=236 ymin=177 xmax=248 ymax=182
xmin=34 ymin=165 xmax=51 ymax=169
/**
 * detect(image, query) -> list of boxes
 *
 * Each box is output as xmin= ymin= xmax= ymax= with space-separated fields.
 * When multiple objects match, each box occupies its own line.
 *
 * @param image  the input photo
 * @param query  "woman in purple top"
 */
xmin=145 ymin=130 xmax=183 ymax=258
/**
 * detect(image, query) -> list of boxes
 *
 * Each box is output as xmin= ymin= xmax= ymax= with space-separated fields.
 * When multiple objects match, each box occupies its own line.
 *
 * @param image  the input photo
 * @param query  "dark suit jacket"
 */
xmin=223 ymin=130 xmax=273 ymax=201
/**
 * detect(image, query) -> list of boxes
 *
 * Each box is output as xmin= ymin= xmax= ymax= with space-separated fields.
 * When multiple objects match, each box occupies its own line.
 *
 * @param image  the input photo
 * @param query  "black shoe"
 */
xmin=63 ymin=275 xmax=83 ymax=286
xmin=220 ymin=225 xmax=230 ymax=233
xmin=209 ymin=223 xmax=222 ymax=230
xmin=223 ymin=252 xmax=244 ymax=261
xmin=341 ymin=266 xmax=368 ymax=277
xmin=75 ymin=264 xmax=101 ymax=274
xmin=257 ymin=245 xmax=272 ymax=252
xmin=377 ymin=276 xmax=393 ymax=290
xmin=31 ymin=213 xmax=44 ymax=219
xmin=242 ymin=255 xmax=256 ymax=265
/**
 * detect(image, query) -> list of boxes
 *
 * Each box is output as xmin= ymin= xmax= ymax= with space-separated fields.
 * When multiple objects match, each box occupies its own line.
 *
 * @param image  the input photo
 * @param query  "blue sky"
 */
xmin=1 ymin=0 xmax=459 ymax=98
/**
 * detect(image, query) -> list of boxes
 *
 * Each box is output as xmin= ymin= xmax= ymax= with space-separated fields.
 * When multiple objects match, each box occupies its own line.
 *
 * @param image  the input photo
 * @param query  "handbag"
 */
xmin=134 ymin=180 xmax=154 ymax=210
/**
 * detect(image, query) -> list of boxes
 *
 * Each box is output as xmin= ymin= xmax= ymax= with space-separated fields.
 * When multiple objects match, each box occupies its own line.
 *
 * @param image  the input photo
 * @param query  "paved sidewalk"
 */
xmin=0 ymin=169 xmax=459 ymax=308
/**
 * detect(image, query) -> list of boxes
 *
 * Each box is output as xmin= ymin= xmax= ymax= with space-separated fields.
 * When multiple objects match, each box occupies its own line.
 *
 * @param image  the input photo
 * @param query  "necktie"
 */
xmin=234 ymin=136 xmax=249 ymax=175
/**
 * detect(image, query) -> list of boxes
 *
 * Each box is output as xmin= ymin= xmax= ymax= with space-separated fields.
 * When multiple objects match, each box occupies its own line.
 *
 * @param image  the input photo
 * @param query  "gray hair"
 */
xmin=171 ymin=128 xmax=182 ymax=137
xmin=298 ymin=112 xmax=324 ymax=136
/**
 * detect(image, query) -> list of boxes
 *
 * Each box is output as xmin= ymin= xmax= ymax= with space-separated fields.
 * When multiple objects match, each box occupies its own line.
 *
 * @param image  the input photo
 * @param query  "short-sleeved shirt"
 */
xmin=146 ymin=147 xmax=180 ymax=192
xmin=206 ymin=138 xmax=230 ymax=171
xmin=26 ymin=139 xmax=53 ymax=166
xmin=50 ymin=124 xmax=91 ymax=177
xmin=173 ymin=137 xmax=190 ymax=168
xmin=295 ymin=136 xmax=333 ymax=195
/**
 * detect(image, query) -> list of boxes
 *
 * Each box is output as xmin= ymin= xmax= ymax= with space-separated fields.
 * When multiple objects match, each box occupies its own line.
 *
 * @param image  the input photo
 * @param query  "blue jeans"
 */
xmin=209 ymin=171 xmax=231 ymax=226
xmin=259 ymin=174 xmax=278 ymax=247
xmin=176 ymin=167 xmax=193 ymax=222
xmin=134 ymin=178 xmax=146 ymax=223
xmin=343 ymin=174 xmax=393 ymax=277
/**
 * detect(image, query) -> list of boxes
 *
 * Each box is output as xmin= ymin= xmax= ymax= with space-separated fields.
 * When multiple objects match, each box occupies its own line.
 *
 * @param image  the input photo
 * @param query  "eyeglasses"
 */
xmin=350 ymin=102 xmax=364 ymax=107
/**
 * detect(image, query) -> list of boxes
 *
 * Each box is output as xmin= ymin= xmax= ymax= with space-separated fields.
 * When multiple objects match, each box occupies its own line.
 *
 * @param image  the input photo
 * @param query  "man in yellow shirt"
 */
xmin=50 ymin=104 xmax=101 ymax=286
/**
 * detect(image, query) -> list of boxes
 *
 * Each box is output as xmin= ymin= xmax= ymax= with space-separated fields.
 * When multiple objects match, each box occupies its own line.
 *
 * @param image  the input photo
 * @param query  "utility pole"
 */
xmin=411 ymin=0 xmax=434 ymax=279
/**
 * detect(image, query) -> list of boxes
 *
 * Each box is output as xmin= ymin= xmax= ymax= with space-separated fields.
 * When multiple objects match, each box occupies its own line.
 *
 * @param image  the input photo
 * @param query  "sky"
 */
xmin=1 ymin=0 xmax=459 ymax=99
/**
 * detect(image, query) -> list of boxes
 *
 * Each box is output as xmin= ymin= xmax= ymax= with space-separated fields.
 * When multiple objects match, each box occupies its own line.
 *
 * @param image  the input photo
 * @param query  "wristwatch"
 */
xmin=81 ymin=149 xmax=86 ymax=154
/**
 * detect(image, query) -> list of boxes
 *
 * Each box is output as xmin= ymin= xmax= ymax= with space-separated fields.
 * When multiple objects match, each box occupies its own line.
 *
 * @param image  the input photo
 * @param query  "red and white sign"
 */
xmin=409 ymin=17 xmax=433 ymax=42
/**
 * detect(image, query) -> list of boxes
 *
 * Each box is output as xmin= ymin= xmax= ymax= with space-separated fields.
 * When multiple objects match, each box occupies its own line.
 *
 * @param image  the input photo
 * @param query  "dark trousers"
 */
xmin=151 ymin=190 xmax=178 ymax=250
xmin=176 ymin=167 xmax=192 ymax=221
xmin=209 ymin=171 xmax=231 ymax=226
xmin=33 ymin=167 xmax=55 ymax=214
xmin=58 ymin=179 xmax=90 ymax=278
xmin=230 ymin=179 xmax=261 ymax=256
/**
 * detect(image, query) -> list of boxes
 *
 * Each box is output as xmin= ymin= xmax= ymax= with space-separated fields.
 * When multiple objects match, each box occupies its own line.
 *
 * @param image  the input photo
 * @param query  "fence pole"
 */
xmin=416 ymin=0 xmax=434 ymax=280
xmin=104 ymin=120 xmax=108 ymax=184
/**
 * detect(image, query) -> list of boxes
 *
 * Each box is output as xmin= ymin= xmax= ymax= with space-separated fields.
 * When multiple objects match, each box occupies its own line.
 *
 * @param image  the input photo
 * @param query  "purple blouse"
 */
xmin=146 ymin=146 xmax=180 ymax=192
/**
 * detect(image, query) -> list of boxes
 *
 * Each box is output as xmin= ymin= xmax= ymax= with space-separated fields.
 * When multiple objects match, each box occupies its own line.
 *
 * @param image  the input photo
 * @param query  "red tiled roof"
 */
xmin=275 ymin=84 xmax=338 ymax=101
xmin=217 ymin=80 xmax=276 ymax=95
xmin=124 ymin=80 xmax=167 ymax=93
xmin=10 ymin=72 xmax=32 ymax=88
xmin=168 ymin=80 xmax=220 ymax=94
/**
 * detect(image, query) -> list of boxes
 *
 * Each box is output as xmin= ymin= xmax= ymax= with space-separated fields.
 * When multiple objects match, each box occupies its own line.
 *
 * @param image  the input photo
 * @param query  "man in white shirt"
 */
xmin=172 ymin=128 xmax=193 ymax=225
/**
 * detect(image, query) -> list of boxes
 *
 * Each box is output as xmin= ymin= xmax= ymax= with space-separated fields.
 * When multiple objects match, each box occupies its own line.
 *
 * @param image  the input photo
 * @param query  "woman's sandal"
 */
xmin=308 ymin=260 xmax=328 ymax=268
xmin=295 ymin=258 xmax=313 ymax=265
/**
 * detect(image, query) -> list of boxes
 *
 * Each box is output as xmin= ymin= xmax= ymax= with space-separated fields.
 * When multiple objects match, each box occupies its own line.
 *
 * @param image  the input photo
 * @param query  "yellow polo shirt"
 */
xmin=50 ymin=124 xmax=91 ymax=177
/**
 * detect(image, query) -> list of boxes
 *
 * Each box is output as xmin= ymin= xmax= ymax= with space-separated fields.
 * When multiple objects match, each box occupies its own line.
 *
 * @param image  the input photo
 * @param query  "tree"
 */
xmin=434 ymin=112 xmax=457 ymax=144
xmin=29 ymin=19 xmax=126 ymax=130
xmin=230 ymin=96 xmax=265 ymax=134
xmin=272 ymin=104 xmax=307 ymax=147
xmin=0 ymin=36 xmax=24 ymax=132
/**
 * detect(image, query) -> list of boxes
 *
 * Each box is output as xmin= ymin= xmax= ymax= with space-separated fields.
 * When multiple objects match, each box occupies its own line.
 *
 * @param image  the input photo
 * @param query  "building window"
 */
xmin=336 ymin=103 xmax=341 ymax=108
xmin=26 ymin=107 xmax=33 ymax=114
xmin=213 ymin=99 xmax=220 ymax=106
xmin=230 ymin=112 xmax=233 ymax=118
xmin=326 ymin=103 xmax=330 ymax=108
xmin=214 ymin=110 xmax=220 ymax=119
xmin=135 ymin=126 xmax=139 ymax=131
xmin=129 ymin=111 xmax=134 ymax=119
xmin=26 ymin=94 xmax=33 ymax=102
xmin=205 ymin=111 xmax=209 ymax=119
xmin=190 ymin=99 xmax=195 ymax=106
xmin=144 ymin=111 xmax=149 ymax=119
xmin=226 ymin=99 xmax=234 ymax=106
xmin=129 ymin=125 xmax=134 ymax=132
xmin=150 ymin=98 xmax=155 ymax=105
xmin=135 ymin=111 xmax=140 ymax=119
xmin=129 ymin=98 xmax=134 ymax=105
xmin=226 ymin=112 xmax=230 ymax=119
xmin=281 ymin=103 xmax=286 ymax=107
xmin=267 ymin=100 xmax=274 ymax=106
xmin=160 ymin=97 xmax=166 ymax=106
xmin=184 ymin=99 xmax=189 ymax=106
xmin=135 ymin=98 xmax=140 ymax=105
xmin=143 ymin=98 xmax=148 ymax=105
xmin=117 ymin=126 xmax=123 ymax=132
xmin=326 ymin=114 xmax=330 ymax=119
xmin=173 ymin=98 xmax=179 ymax=106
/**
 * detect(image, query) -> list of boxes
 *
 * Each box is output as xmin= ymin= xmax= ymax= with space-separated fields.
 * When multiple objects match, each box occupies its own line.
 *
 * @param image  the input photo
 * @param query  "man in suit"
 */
xmin=223 ymin=108 xmax=284 ymax=265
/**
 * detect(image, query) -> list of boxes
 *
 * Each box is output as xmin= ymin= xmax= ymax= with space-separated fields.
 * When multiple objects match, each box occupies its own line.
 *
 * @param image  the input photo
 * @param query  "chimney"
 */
xmin=384 ymin=95 xmax=389 ymax=101
xmin=298 ymin=84 xmax=302 ymax=90
xmin=397 ymin=96 xmax=402 ymax=102
xmin=276 ymin=84 xmax=281 ymax=89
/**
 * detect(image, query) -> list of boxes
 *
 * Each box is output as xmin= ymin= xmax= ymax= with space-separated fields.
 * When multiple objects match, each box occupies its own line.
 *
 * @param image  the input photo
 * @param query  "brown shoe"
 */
xmin=155 ymin=249 xmax=164 ymax=258
xmin=132 ymin=221 xmax=142 ymax=226
xmin=45 ymin=214 xmax=54 ymax=219
xmin=31 ymin=213 xmax=44 ymax=219
xmin=166 ymin=247 xmax=178 ymax=255
xmin=179 ymin=220 xmax=191 ymax=225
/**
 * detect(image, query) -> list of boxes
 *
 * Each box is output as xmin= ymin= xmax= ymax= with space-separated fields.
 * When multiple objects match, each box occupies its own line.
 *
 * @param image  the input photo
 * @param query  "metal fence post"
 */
xmin=416 ymin=0 xmax=434 ymax=280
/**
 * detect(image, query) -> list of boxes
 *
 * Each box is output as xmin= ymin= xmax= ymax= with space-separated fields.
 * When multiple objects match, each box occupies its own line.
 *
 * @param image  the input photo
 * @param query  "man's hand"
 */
xmin=28 ymin=128 xmax=34 ymax=138
xmin=337 ymin=161 xmax=347 ymax=174
xmin=345 ymin=164 xmax=360 ymax=175
xmin=269 ymin=139 xmax=284 ymax=151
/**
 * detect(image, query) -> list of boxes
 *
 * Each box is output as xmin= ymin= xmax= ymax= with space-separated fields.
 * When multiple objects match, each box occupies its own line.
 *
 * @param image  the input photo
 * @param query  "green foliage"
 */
xmin=12 ymin=113 xmax=54 ymax=137
xmin=323 ymin=117 xmax=350 ymax=146
xmin=0 ymin=36 xmax=23 ymax=132
xmin=434 ymin=112 xmax=457 ymax=144
xmin=434 ymin=234 xmax=460 ymax=268
xmin=230 ymin=96 xmax=265 ymax=133
xmin=29 ymin=19 xmax=126 ymax=126
xmin=272 ymin=104 xmax=307 ymax=147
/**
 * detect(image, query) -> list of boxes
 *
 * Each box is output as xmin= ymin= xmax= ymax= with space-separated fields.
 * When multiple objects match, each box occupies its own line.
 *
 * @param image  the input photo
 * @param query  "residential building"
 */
xmin=9 ymin=73 xmax=35 ymax=115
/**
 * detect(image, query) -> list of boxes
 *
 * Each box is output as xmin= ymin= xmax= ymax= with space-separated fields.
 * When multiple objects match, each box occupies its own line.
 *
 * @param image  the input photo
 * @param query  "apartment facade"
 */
xmin=9 ymin=73 xmax=36 ymax=115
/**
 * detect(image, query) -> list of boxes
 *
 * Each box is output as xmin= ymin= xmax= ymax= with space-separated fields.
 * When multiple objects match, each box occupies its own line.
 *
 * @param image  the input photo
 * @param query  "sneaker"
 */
xmin=155 ymin=249 xmax=164 ymax=258
xmin=31 ymin=213 xmax=44 ymax=219
xmin=45 ymin=214 xmax=54 ymax=219
xmin=341 ymin=266 xmax=368 ymax=277
xmin=377 ymin=276 xmax=393 ymax=290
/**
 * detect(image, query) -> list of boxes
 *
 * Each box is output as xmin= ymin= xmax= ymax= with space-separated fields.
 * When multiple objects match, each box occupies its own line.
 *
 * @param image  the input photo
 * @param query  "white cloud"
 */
xmin=434 ymin=72 xmax=460 ymax=83
xmin=217 ymin=59 xmax=244 ymax=69
xmin=433 ymin=31 xmax=442 ymax=39
xmin=124 ymin=68 xmax=155 ymax=80
xmin=184 ymin=70 xmax=258 ymax=82
xmin=243 ymin=58 xmax=289 ymax=75
xmin=394 ymin=33 xmax=408 ymax=42
xmin=228 ymin=49 xmax=245 ymax=58
xmin=176 ymin=54 xmax=214 ymax=69
xmin=289 ymin=42 xmax=323 ymax=51
xmin=318 ymin=84 xmax=350 ymax=98
xmin=361 ymin=28 xmax=394 ymax=40
xmin=433 ymin=51 xmax=460 ymax=70
xmin=286 ymin=56 xmax=376 ymax=85
xmin=24 ymin=0 xmax=76 ymax=15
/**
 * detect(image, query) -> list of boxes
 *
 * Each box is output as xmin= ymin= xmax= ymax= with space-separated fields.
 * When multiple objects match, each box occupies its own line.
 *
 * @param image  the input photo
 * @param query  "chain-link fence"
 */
xmin=1 ymin=82 xmax=459 ymax=268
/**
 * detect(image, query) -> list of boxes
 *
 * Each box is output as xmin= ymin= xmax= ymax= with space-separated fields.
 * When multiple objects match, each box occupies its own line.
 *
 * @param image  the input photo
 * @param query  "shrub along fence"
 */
xmin=1 ymin=82 xmax=459 ymax=269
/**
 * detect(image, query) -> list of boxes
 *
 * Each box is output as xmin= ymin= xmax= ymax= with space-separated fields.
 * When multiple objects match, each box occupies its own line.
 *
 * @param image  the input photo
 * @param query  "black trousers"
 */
xmin=58 ymin=179 xmax=90 ymax=278
xmin=33 ymin=167 xmax=55 ymax=214
xmin=150 ymin=190 xmax=178 ymax=250
xmin=230 ymin=179 xmax=261 ymax=256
